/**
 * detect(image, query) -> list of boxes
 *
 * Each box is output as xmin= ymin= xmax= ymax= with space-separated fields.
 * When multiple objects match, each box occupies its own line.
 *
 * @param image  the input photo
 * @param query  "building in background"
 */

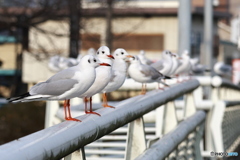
xmin=0 ymin=0 xmax=238 ymax=94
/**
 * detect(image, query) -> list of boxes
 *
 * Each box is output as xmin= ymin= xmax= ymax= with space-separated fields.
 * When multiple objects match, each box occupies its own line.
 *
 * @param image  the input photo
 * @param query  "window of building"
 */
xmin=113 ymin=34 xmax=164 ymax=51
xmin=81 ymin=34 xmax=101 ymax=50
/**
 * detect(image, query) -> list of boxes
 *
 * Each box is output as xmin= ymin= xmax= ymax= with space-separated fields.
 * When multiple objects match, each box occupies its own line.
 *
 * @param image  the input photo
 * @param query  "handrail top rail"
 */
xmin=0 ymin=79 xmax=200 ymax=160
xmin=212 ymin=76 xmax=240 ymax=90
xmin=135 ymin=111 xmax=206 ymax=160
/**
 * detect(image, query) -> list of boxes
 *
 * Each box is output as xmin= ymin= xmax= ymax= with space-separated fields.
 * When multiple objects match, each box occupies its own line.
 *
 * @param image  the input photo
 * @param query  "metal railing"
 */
xmin=0 ymin=80 xmax=199 ymax=160
xmin=135 ymin=111 xmax=206 ymax=160
xmin=1 ymin=76 xmax=240 ymax=160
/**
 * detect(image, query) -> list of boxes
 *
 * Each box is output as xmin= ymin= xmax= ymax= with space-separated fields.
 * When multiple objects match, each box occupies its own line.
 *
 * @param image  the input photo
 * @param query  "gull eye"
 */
xmin=88 ymin=59 xmax=90 ymax=63
xmin=102 ymin=51 xmax=105 ymax=54
xmin=97 ymin=51 xmax=99 ymax=55
xmin=93 ymin=59 xmax=97 ymax=62
xmin=121 ymin=52 xmax=124 ymax=55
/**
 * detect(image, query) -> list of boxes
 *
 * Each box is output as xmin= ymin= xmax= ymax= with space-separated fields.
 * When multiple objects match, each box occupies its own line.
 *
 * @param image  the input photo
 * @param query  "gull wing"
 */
xmin=140 ymin=64 xmax=163 ymax=80
xmin=150 ymin=60 xmax=164 ymax=71
xmin=30 ymin=79 xmax=78 ymax=96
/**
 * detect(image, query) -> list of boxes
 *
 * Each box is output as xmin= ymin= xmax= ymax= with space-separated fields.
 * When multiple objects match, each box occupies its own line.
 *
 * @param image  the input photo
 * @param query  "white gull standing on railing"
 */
xmin=128 ymin=55 xmax=171 ymax=94
xmin=151 ymin=50 xmax=173 ymax=76
xmin=78 ymin=46 xmax=115 ymax=116
xmin=174 ymin=50 xmax=192 ymax=80
xmin=101 ymin=48 xmax=133 ymax=108
xmin=8 ymin=55 xmax=110 ymax=121
xmin=137 ymin=50 xmax=153 ymax=65
xmin=214 ymin=61 xmax=232 ymax=77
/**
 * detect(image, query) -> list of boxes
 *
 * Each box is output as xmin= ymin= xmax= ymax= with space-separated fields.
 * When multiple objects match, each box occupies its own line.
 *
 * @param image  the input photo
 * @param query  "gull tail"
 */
xmin=7 ymin=92 xmax=31 ymax=103
xmin=7 ymin=93 xmax=49 ymax=103
xmin=163 ymin=76 xmax=171 ymax=79
xmin=159 ymin=80 xmax=169 ymax=87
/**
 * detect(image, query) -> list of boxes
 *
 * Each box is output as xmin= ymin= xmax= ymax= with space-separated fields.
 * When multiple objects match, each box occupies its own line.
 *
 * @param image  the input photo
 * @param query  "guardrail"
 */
xmin=211 ymin=100 xmax=240 ymax=153
xmin=0 ymin=80 xmax=199 ymax=160
xmin=135 ymin=111 xmax=206 ymax=160
xmin=1 ymin=76 xmax=240 ymax=160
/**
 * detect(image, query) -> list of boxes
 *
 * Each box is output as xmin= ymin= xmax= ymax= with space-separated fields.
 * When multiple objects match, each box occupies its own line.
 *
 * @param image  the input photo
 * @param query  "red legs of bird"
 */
xmin=102 ymin=93 xmax=115 ymax=108
xmin=141 ymin=83 xmax=147 ymax=95
xmin=84 ymin=97 xmax=101 ymax=116
xmin=63 ymin=99 xmax=81 ymax=122
xmin=176 ymin=74 xmax=182 ymax=83
xmin=158 ymin=83 xmax=165 ymax=90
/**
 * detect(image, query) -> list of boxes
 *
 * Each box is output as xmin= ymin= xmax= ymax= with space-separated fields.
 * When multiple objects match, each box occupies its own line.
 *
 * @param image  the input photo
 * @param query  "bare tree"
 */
xmin=68 ymin=0 xmax=81 ymax=58
xmin=105 ymin=0 xmax=113 ymax=51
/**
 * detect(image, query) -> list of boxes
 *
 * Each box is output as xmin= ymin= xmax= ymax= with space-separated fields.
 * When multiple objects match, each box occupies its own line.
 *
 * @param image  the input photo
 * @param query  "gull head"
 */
xmin=113 ymin=48 xmax=133 ymax=60
xmin=129 ymin=56 xmax=140 ymax=64
xmin=162 ymin=50 xmax=172 ymax=60
xmin=80 ymin=55 xmax=102 ymax=68
xmin=96 ymin=46 xmax=114 ymax=60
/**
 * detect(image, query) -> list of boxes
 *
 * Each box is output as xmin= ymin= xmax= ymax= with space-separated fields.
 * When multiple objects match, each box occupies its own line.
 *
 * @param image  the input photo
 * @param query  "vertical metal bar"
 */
xmin=44 ymin=101 xmax=61 ymax=128
xmin=210 ymin=101 xmax=225 ymax=152
xmin=163 ymin=101 xmax=178 ymax=134
xmin=184 ymin=93 xmax=196 ymax=118
xmin=178 ymin=0 xmax=192 ymax=55
xmin=64 ymin=149 xmax=83 ymax=160
xmin=155 ymin=106 xmax=165 ymax=136
xmin=202 ymin=0 xmax=213 ymax=73
xmin=194 ymin=122 xmax=205 ymax=160
xmin=125 ymin=117 xmax=146 ymax=160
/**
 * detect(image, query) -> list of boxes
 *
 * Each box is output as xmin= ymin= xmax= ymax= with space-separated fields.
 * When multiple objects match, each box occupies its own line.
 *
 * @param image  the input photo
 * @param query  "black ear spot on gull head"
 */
xmin=88 ymin=59 xmax=91 ymax=63
xmin=116 ymin=54 xmax=118 ymax=56
xmin=97 ymin=51 xmax=99 ymax=55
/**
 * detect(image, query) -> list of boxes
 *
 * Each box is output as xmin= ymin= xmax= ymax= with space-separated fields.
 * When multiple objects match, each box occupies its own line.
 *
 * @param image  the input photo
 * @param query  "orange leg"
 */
xmin=158 ymin=83 xmax=165 ymax=90
xmin=140 ymin=83 xmax=147 ymax=95
xmin=85 ymin=97 xmax=101 ymax=116
xmin=64 ymin=99 xmax=81 ymax=122
xmin=63 ymin=100 xmax=68 ymax=119
xmin=102 ymin=93 xmax=115 ymax=108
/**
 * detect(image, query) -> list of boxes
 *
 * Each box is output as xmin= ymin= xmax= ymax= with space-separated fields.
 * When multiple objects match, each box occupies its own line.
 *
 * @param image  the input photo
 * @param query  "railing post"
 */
xmin=163 ymin=101 xmax=178 ymax=134
xmin=155 ymin=106 xmax=165 ymax=136
xmin=194 ymin=122 xmax=205 ymax=159
xmin=125 ymin=117 xmax=146 ymax=160
xmin=210 ymin=101 xmax=225 ymax=152
xmin=44 ymin=101 xmax=61 ymax=128
xmin=64 ymin=148 xmax=85 ymax=160
xmin=184 ymin=93 xmax=196 ymax=118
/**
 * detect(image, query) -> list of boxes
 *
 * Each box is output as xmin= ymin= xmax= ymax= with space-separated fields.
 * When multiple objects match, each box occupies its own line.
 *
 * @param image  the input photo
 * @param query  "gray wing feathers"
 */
xmin=46 ymin=68 xmax=76 ymax=82
xmin=150 ymin=60 xmax=164 ymax=70
xmin=30 ymin=79 xmax=78 ymax=95
xmin=140 ymin=64 xmax=163 ymax=80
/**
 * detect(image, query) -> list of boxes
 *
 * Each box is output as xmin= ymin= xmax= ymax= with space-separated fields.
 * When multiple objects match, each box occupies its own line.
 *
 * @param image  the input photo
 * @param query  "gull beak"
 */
xmin=126 ymin=55 xmax=134 ymax=58
xmin=100 ymin=63 xmax=111 ymax=66
xmin=107 ymin=55 xmax=115 ymax=59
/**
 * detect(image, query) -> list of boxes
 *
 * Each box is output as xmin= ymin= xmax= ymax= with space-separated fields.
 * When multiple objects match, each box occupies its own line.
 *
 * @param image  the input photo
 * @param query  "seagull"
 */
xmin=128 ymin=56 xmax=171 ymax=95
xmin=48 ymin=55 xmax=79 ymax=72
xmin=214 ymin=61 xmax=232 ymax=77
xmin=151 ymin=50 xmax=173 ymax=76
xmin=168 ymin=53 xmax=180 ymax=76
xmin=101 ymin=48 xmax=133 ymax=108
xmin=138 ymin=50 xmax=153 ymax=65
xmin=8 ymin=55 xmax=110 ymax=122
xmin=48 ymin=55 xmax=62 ymax=72
xmin=79 ymin=46 xmax=114 ymax=116
xmin=174 ymin=50 xmax=192 ymax=79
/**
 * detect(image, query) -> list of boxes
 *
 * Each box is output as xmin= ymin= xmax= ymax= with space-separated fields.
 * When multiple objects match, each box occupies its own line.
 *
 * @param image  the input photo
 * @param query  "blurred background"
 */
xmin=0 ymin=0 xmax=239 ymax=144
